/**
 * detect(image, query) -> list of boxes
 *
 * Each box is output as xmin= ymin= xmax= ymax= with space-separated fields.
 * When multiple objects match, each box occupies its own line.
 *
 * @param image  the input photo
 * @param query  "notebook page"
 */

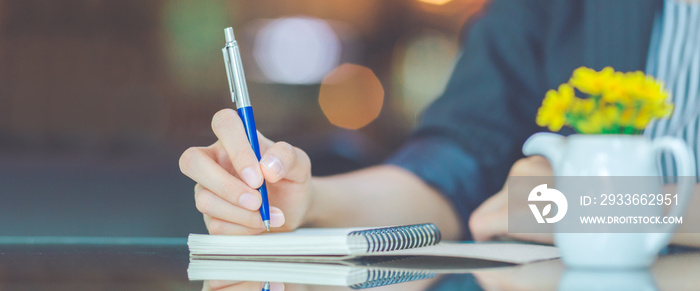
xmin=190 ymin=242 xmax=559 ymax=265
xmin=188 ymin=228 xmax=368 ymax=256
xmin=189 ymin=224 xmax=442 ymax=256
xmin=363 ymin=242 xmax=560 ymax=264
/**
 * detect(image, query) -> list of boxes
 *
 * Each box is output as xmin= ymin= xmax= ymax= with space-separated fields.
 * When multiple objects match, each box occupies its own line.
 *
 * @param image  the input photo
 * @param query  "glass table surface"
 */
xmin=1 ymin=237 xmax=698 ymax=291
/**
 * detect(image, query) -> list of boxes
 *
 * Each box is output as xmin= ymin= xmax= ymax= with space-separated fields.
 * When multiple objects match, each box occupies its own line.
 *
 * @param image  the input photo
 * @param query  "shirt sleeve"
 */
xmin=387 ymin=0 xmax=550 ymax=240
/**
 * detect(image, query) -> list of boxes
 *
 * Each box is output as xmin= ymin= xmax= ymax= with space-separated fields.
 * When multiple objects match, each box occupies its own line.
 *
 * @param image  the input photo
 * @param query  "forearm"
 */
xmin=305 ymin=165 xmax=464 ymax=240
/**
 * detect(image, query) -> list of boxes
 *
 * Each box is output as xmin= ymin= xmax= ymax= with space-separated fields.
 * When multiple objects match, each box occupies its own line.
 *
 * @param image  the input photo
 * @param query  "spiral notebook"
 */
xmin=188 ymin=223 xmax=559 ymax=264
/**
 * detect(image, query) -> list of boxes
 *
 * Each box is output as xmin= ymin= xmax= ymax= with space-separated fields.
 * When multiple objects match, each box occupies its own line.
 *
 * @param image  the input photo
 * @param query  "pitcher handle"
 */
xmin=650 ymin=137 xmax=696 ymax=235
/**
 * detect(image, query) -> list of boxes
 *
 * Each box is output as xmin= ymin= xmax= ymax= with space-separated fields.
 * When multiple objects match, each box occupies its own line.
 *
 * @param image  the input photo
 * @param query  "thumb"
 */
xmin=260 ymin=141 xmax=311 ymax=184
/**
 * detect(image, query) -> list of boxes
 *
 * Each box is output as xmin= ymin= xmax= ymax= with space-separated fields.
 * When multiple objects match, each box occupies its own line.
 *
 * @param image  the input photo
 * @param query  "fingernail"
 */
xmin=238 ymin=193 xmax=261 ymax=211
xmin=241 ymin=167 xmax=261 ymax=187
xmin=270 ymin=282 xmax=285 ymax=291
xmin=261 ymin=155 xmax=283 ymax=177
xmin=270 ymin=208 xmax=285 ymax=227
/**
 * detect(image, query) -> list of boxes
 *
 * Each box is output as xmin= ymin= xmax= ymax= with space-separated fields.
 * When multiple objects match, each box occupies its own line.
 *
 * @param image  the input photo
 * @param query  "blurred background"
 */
xmin=0 ymin=0 xmax=487 ymax=237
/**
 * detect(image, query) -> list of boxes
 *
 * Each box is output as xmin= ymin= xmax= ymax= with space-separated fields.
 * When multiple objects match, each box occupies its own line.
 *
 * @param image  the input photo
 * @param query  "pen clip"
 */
xmin=222 ymin=47 xmax=236 ymax=104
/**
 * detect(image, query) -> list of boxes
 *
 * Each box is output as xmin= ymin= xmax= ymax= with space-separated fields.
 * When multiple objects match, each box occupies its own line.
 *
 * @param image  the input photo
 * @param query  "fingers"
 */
xmin=469 ymin=187 xmax=554 ymax=244
xmin=196 ymin=184 xmax=266 ymax=229
xmin=199 ymin=188 xmax=286 ymax=235
xmin=510 ymin=156 xmax=553 ymax=176
xmin=260 ymin=142 xmax=311 ymax=183
xmin=180 ymin=147 xmax=262 ymax=211
xmin=469 ymin=188 xmax=509 ymax=241
xmin=204 ymin=216 xmax=266 ymax=236
xmin=469 ymin=206 xmax=508 ymax=241
xmin=468 ymin=156 xmax=556 ymax=242
xmin=210 ymin=109 xmax=309 ymax=185
xmin=203 ymin=207 xmax=285 ymax=235
xmin=211 ymin=109 xmax=264 ymax=188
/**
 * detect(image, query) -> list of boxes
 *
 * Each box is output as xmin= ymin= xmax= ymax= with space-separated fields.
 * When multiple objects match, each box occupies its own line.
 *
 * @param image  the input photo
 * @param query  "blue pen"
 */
xmin=222 ymin=27 xmax=271 ymax=231
xmin=262 ymin=282 xmax=270 ymax=291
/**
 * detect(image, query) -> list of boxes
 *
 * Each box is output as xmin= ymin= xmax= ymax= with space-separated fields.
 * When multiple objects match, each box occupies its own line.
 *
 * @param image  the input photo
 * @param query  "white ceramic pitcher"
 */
xmin=523 ymin=133 xmax=696 ymax=268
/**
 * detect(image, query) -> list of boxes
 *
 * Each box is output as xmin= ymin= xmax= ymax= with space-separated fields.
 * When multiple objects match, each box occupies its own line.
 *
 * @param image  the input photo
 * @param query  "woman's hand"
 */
xmin=469 ymin=156 xmax=555 ymax=243
xmin=179 ymin=109 xmax=313 ymax=235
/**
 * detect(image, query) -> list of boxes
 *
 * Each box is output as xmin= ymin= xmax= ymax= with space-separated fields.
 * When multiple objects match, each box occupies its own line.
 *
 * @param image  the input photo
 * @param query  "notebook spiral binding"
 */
xmin=348 ymin=223 xmax=441 ymax=253
xmin=349 ymin=269 xmax=436 ymax=289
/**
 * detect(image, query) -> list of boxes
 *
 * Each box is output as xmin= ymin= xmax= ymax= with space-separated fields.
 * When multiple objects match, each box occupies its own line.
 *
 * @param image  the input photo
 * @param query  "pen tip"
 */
xmin=263 ymin=220 xmax=270 ymax=231
xmin=224 ymin=27 xmax=235 ymax=42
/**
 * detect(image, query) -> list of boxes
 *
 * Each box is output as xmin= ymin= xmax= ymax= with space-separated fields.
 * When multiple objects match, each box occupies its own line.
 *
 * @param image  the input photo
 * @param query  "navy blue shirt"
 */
xmin=387 ymin=0 xmax=657 ymax=239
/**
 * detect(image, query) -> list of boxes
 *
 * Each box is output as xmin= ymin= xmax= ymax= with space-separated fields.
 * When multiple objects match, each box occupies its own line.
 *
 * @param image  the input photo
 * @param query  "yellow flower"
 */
xmin=621 ymin=71 xmax=668 ymax=105
xmin=626 ymin=104 xmax=671 ymax=130
xmin=586 ymin=105 xmax=619 ymax=133
xmin=536 ymin=84 xmax=575 ymax=131
xmin=536 ymin=66 xmax=673 ymax=134
xmin=570 ymin=98 xmax=595 ymax=116
xmin=633 ymin=108 xmax=653 ymax=130
xmin=647 ymin=102 xmax=674 ymax=120
xmin=576 ymin=111 xmax=605 ymax=134
xmin=570 ymin=66 xmax=617 ymax=96
xmin=618 ymin=106 xmax=638 ymax=128
xmin=601 ymin=73 xmax=631 ymax=103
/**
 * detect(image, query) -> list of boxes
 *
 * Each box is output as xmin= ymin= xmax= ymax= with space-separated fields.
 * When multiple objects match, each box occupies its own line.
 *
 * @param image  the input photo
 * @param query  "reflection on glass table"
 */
xmin=191 ymin=255 xmax=510 ymax=290
xmin=0 ymin=237 xmax=198 ymax=290
xmin=196 ymin=251 xmax=700 ymax=291
xmin=471 ymin=250 xmax=700 ymax=291
xmin=0 ymin=237 xmax=699 ymax=290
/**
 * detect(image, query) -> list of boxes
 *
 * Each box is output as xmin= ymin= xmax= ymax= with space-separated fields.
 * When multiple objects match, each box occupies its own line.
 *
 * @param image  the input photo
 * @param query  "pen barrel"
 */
xmin=237 ymin=106 xmax=271 ymax=222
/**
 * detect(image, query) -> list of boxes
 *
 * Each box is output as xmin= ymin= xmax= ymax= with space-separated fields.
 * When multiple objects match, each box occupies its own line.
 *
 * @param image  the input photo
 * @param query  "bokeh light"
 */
xmin=319 ymin=64 xmax=384 ymax=130
xmin=417 ymin=0 xmax=454 ymax=5
xmin=253 ymin=17 xmax=341 ymax=84
xmin=393 ymin=30 xmax=458 ymax=120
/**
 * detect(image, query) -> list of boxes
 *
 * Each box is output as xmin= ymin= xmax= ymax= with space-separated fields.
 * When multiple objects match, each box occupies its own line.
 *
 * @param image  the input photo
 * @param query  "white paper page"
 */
xmin=366 ymin=242 xmax=560 ymax=264
xmin=188 ymin=227 xmax=369 ymax=256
